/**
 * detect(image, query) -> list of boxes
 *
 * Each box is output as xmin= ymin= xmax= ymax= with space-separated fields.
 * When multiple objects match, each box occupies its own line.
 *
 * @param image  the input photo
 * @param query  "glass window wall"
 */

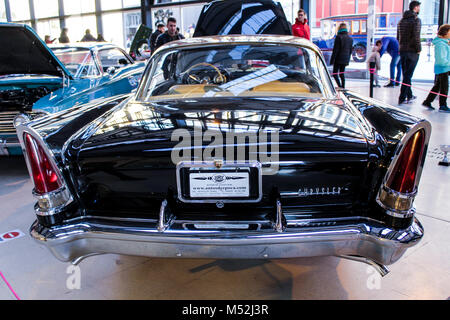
xmin=66 ymin=15 xmax=97 ymax=43
xmin=124 ymin=10 xmax=141 ymax=48
xmin=63 ymin=0 xmax=95 ymax=15
xmin=151 ymin=4 xmax=203 ymax=39
xmin=10 ymin=0 xmax=30 ymax=21
xmin=101 ymin=0 xmax=122 ymax=11
xmin=102 ymin=12 xmax=124 ymax=47
xmin=1 ymin=1 xmax=6 ymax=22
xmin=34 ymin=0 xmax=59 ymax=19
xmin=123 ymin=0 xmax=141 ymax=8
xmin=181 ymin=5 xmax=203 ymax=38
xmin=36 ymin=18 xmax=60 ymax=41
xmin=278 ymin=0 xmax=300 ymax=25
xmin=155 ymin=0 xmax=200 ymax=3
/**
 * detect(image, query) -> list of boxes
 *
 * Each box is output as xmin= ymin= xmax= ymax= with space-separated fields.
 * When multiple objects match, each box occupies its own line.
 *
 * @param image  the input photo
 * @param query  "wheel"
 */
xmin=352 ymin=44 xmax=366 ymax=63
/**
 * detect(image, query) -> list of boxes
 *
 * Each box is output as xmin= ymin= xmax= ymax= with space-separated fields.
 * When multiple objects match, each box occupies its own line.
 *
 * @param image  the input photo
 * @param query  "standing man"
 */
xmin=379 ymin=36 xmax=402 ymax=87
xmin=149 ymin=23 xmax=165 ymax=54
xmin=292 ymin=9 xmax=310 ymax=40
xmin=397 ymin=1 xmax=422 ymax=104
xmin=155 ymin=17 xmax=185 ymax=50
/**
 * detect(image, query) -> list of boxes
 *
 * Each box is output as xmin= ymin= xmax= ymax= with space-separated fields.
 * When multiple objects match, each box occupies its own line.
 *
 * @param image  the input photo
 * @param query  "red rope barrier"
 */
xmin=329 ymin=69 xmax=449 ymax=99
xmin=0 ymin=270 xmax=20 ymax=300
xmin=374 ymin=71 xmax=449 ymax=99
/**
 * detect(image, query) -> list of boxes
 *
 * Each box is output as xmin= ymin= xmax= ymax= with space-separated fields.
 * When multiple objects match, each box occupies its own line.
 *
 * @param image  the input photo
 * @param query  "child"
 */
xmin=366 ymin=40 xmax=382 ymax=87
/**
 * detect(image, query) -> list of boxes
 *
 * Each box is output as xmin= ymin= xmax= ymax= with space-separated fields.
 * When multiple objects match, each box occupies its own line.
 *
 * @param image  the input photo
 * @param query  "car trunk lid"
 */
xmin=72 ymin=97 xmax=370 ymax=219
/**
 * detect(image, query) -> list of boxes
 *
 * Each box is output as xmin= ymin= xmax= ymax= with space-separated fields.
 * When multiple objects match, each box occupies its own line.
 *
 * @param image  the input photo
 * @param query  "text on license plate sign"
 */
xmin=189 ymin=172 xmax=249 ymax=198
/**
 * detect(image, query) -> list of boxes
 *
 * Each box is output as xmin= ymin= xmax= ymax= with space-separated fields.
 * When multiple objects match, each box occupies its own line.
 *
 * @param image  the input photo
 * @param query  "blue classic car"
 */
xmin=0 ymin=23 xmax=146 ymax=156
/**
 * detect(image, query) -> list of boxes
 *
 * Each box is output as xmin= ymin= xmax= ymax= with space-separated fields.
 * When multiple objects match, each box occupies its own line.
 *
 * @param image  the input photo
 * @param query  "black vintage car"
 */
xmin=17 ymin=34 xmax=430 ymax=276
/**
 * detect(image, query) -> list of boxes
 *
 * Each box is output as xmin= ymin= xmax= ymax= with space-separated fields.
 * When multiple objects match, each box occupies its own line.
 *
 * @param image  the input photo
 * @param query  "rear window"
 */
xmin=138 ymin=44 xmax=331 ymax=101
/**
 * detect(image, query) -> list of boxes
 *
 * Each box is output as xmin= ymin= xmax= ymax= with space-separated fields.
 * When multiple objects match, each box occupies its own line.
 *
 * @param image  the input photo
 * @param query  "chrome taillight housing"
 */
xmin=377 ymin=122 xmax=431 ymax=218
xmin=24 ymin=133 xmax=63 ymax=194
xmin=22 ymin=132 xmax=72 ymax=216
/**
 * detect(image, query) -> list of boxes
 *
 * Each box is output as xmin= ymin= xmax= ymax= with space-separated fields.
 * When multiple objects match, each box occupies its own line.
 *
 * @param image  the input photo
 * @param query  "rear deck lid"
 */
xmin=0 ymin=23 xmax=73 ymax=79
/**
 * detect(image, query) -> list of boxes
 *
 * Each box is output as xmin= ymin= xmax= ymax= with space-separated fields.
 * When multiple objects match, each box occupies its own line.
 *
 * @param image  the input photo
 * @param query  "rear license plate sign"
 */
xmin=189 ymin=172 xmax=249 ymax=198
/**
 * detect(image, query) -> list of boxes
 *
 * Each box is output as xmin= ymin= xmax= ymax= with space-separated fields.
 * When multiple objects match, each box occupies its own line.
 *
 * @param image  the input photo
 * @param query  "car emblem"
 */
xmin=213 ymin=174 xmax=225 ymax=183
xmin=216 ymin=201 xmax=224 ymax=209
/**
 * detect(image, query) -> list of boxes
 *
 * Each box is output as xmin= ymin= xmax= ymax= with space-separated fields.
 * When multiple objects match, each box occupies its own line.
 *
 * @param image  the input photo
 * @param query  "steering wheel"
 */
xmin=183 ymin=62 xmax=227 ymax=85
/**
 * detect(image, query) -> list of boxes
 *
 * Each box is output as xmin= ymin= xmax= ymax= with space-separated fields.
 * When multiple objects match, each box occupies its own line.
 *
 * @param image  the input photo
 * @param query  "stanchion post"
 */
xmin=369 ymin=62 xmax=375 ymax=98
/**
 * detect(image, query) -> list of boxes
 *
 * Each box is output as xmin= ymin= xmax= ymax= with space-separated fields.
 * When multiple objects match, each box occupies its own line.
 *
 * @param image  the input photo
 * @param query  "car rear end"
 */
xmin=16 ymin=37 xmax=431 ymax=275
xmin=17 ymin=97 xmax=430 ymax=275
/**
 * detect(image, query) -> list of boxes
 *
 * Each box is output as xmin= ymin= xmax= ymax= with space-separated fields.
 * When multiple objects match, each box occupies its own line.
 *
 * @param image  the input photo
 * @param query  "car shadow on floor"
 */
xmin=99 ymin=256 xmax=350 ymax=299
xmin=186 ymin=257 xmax=350 ymax=299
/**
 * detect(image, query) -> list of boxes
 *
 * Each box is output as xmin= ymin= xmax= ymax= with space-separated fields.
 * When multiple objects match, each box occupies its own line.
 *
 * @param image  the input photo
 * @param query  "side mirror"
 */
xmin=118 ymin=58 xmax=129 ymax=65
xmin=106 ymin=67 xmax=116 ymax=75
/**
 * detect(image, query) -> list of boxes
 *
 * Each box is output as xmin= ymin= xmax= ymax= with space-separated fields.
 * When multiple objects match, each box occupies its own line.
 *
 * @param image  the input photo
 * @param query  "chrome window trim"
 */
xmin=176 ymin=161 xmax=263 ymax=203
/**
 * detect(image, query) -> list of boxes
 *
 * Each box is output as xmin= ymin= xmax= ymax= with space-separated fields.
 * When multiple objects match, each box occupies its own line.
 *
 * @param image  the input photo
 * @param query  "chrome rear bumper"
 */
xmin=30 ymin=216 xmax=424 ymax=268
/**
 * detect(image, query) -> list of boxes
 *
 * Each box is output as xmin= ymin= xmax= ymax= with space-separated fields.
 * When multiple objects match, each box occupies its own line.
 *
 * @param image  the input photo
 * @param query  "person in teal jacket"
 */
xmin=422 ymin=24 xmax=450 ymax=112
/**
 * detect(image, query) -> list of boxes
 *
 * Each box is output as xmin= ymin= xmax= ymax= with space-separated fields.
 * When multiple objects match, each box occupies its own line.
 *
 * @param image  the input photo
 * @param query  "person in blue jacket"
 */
xmin=379 ymin=36 xmax=402 ymax=87
xmin=422 ymin=24 xmax=450 ymax=112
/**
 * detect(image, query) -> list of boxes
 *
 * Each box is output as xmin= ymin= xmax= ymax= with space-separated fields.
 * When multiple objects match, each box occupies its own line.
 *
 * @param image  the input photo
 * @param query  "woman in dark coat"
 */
xmin=59 ymin=28 xmax=70 ymax=44
xmin=330 ymin=23 xmax=354 ymax=88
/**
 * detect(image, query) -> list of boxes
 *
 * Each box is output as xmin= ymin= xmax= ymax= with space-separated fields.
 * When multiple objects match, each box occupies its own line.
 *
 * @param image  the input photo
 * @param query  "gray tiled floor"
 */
xmin=0 ymin=79 xmax=448 ymax=300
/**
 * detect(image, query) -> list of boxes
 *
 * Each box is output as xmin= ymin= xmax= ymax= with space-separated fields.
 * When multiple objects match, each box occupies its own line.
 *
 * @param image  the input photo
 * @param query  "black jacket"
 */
xmin=155 ymin=31 xmax=185 ymax=50
xmin=149 ymin=30 xmax=162 ymax=53
xmin=330 ymin=31 xmax=353 ymax=66
xmin=81 ymin=34 xmax=97 ymax=42
xmin=397 ymin=10 xmax=422 ymax=53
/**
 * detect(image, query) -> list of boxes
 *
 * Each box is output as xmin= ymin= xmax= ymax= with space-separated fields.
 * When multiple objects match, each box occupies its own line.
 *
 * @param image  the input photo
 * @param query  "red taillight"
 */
xmin=386 ymin=129 xmax=426 ymax=194
xmin=24 ymin=133 xmax=62 ymax=194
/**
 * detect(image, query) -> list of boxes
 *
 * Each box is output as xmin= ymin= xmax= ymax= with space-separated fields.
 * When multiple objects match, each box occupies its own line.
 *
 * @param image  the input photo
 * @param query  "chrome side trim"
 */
xmin=176 ymin=161 xmax=263 ymax=203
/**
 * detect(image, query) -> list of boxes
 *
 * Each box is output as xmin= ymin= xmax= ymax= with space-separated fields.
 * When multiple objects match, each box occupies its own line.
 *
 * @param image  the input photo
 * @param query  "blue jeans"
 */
xmin=390 ymin=55 xmax=402 ymax=83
